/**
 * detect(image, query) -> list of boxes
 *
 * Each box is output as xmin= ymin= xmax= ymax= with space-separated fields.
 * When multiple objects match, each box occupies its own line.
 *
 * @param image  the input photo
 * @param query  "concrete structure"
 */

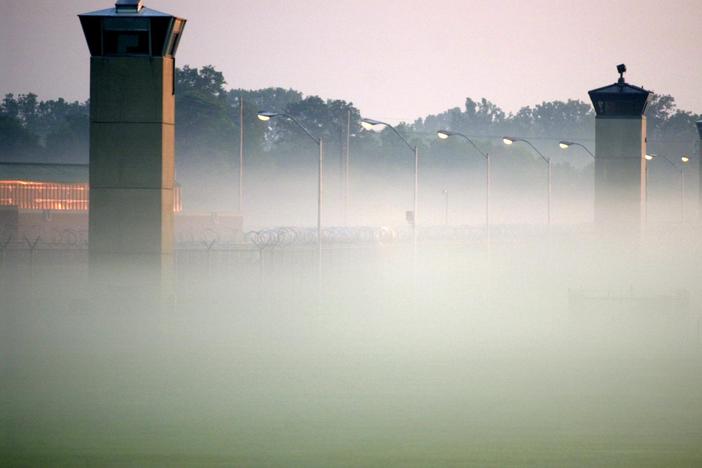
xmin=588 ymin=65 xmax=651 ymax=227
xmin=79 ymin=0 xmax=185 ymax=257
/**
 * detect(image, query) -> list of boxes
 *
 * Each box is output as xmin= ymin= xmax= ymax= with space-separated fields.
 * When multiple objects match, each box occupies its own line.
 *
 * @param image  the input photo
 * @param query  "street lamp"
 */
xmin=643 ymin=154 xmax=654 ymax=223
xmin=361 ymin=118 xmax=385 ymax=131
xmin=436 ymin=130 xmax=490 ymax=231
xmin=646 ymin=153 xmax=689 ymax=223
xmin=361 ymin=118 xmax=419 ymax=253
xmin=343 ymin=109 xmax=351 ymax=226
xmin=559 ymin=140 xmax=594 ymax=223
xmin=697 ymin=120 xmax=702 ymax=221
xmin=257 ymin=110 xmax=324 ymax=265
xmin=559 ymin=140 xmax=594 ymax=158
xmin=503 ymin=136 xmax=552 ymax=225
xmin=238 ymin=94 xmax=245 ymax=215
xmin=681 ymin=155 xmax=691 ymax=222
xmin=256 ymin=111 xmax=276 ymax=122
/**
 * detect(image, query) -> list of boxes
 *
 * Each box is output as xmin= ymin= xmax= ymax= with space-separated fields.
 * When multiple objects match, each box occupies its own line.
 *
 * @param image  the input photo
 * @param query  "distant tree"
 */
xmin=230 ymin=87 xmax=303 ymax=116
xmin=511 ymin=99 xmax=593 ymax=139
xmin=462 ymin=97 xmax=507 ymax=130
xmin=645 ymin=94 xmax=699 ymax=157
xmin=244 ymin=94 xmax=363 ymax=171
xmin=45 ymin=111 xmax=89 ymax=163
xmin=225 ymin=87 xmax=304 ymax=166
xmin=280 ymin=97 xmax=355 ymax=147
xmin=176 ymin=65 xmax=227 ymax=99
xmin=0 ymin=94 xmax=44 ymax=161
xmin=175 ymin=65 xmax=237 ymax=166
xmin=414 ymin=97 xmax=506 ymax=136
xmin=34 ymin=98 xmax=89 ymax=143
xmin=0 ymin=114 xmax=42 ymax=161
xmin=1 ymin=64 xmax=700 ymax=204
xmin=1 ymin=94 xmax=20 ymax=118
xmin=0 ymin=93 xmax=89 ymax=162
xmin=645 ymin=94 xmax=677 ymax=129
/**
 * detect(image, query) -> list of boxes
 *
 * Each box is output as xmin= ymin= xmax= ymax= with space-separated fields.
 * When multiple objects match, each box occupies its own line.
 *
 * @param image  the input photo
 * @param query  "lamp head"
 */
xmin=361 ymin=118 xmax=385 ymax=131
xmin=681 ymin=155 xmax=690 ymax=163
xmin=645 ymin=154 xmax=655 ymax=161
xmin=559 ymin=141 xmax=572 ymax=150
xmin=502 ymin=137 xmax=515 ymax=145
xmin=257 ymin=111 xmax=279 ymax=122
xmin=436 ymin=130 xmax=451 ymax=140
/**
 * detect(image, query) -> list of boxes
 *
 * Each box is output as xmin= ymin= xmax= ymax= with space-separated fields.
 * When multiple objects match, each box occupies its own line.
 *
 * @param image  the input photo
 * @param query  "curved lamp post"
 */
xmin=361 ymin=118 xmax=419 ymax=253
xmin=238 ymin=95 xmax=245 ymax=214
xmin=437 ymin=130 xmax=490 ymax=231
xmin=644 ymin=153 xmax=654 ymax=223
xmin=442 ymin=189 xmax=449 ymax=225
xmin=559 ymin=140 xmax=594 ymax=223
xmin=681 ymin=156 xmax=690 ymax=223
xmin=257 ymin=110 xmax=324 ymax=264
xmin=503 ymin=136 xmax=551 ymax=225
xmin=559 ymin=140 xmax=594 ymax=158
xmin=645 ymin=153 xmax=690 ymax=222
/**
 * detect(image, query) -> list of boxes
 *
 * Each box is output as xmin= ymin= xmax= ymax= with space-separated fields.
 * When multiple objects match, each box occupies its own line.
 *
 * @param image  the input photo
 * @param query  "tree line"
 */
xmin=1 ymin=65 xmax=699 ymax=182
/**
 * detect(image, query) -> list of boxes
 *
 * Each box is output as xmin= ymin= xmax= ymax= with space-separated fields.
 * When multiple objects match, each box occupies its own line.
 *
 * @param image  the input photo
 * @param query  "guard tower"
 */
xmin=588 ymin=64 xmax=651 ymax=227
xmin=78 ymin=0 xmax=185 ymax=258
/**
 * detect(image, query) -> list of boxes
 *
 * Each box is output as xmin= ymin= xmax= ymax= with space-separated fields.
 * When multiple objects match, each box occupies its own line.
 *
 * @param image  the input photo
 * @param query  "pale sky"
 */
xmin=1 ymin=0 xmax=700 ymax=122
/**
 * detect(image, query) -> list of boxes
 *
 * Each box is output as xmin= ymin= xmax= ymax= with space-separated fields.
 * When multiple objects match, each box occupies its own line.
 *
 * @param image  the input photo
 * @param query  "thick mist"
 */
xmin=2 ymin=206 xmax=702 ymax=465
xmin=2 ymin=68 xmax=702 ymax=466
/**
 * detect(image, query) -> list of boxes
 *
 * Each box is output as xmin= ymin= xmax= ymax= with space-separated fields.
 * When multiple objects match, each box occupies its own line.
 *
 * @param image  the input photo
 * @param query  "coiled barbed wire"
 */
xmin=242 ymin=226 xmax=402 ymax=247
xmin=245 ymin=229 xmax=282 ymax=249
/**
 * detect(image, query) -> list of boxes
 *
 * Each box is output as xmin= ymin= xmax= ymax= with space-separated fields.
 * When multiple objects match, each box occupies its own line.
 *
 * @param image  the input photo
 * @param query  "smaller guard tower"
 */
xmin=589 ymin=65 xmax=651 ymax=227
xmin=79 ymin=0 xmax=185 ymax=258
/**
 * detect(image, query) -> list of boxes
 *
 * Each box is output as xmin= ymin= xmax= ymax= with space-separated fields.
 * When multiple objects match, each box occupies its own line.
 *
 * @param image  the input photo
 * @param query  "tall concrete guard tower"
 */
xmin=589 ymin=65 xmax=651 ymax=227
xmin=79 ymin=0 xmax=186 ymax=258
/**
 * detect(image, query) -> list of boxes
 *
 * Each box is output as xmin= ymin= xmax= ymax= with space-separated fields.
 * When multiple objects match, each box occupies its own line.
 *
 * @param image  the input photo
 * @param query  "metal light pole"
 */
xmin=344 ymin=109 xmax=351 ymax=226
xmin=681 ymin=161 xmax=686 ymax=222
xmin=644 ymin=153 xmax=653 ymax=224
xmin=414 ymin=145 xmax=419 ymax=247
xmin=257 ymin=111 xmax=324 ymax=270
xmin=442 ymin=189 xmax=449 ymax=225
xmin=697 ymin=120 xmax=702 ymax=222
xmin=504 ymin=137 xmax=551 ymax=225
xmin=361 ymin=118 xmax=419 ymax=255
xmin=560 ymin=140 xmax=594 ymax=222
xmin=646 ymin=153 xmax=690 ymax=223
xmin=437 ymin=130 xmax=490 ymax=231
xmin=318 ymin=137 xmax=326 ymax=298
xmin=238 ymin=94 xmax=244 ymax=214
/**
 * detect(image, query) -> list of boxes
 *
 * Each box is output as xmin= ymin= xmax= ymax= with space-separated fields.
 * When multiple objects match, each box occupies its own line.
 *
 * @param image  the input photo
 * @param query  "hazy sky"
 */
xmin=1 ymin=0 xmax=700 ymax=122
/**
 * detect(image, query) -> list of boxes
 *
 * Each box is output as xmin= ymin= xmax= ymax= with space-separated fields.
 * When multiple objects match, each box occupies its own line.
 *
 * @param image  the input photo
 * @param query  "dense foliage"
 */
xmin=1 ymin=65 xmax=699 ymax=182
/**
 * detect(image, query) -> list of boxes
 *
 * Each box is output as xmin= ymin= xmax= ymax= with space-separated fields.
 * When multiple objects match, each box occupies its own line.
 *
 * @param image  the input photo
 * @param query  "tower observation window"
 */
xmin=104 ymin=30 xmax=150 ymax=55
xmin=102 ymin=18 xmax=150 ymax=56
